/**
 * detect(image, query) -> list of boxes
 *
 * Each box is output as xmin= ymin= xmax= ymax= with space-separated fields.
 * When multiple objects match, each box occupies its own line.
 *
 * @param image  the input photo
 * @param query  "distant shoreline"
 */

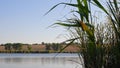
xmin=0 ymin=50 xmax=77 ymax=53
xmin=0 ymin=43 xmax=79 ymax=53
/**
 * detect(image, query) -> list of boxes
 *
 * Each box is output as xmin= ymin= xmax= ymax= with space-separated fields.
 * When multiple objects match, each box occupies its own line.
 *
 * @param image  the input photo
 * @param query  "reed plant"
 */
xmin=92 ymin=0 xmax=120 ymax=68
xmin=47 ymin=0 xmax=120 ymax=68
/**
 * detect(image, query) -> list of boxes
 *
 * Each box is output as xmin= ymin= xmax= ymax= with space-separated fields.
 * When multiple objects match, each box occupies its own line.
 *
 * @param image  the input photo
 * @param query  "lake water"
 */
xmin=0 ymin=53 xmax=82 ymax=68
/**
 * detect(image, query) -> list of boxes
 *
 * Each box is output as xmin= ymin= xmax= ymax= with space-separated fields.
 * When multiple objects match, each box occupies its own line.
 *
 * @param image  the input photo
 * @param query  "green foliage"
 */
xmin=51 ymin=43 xmax=60 ymax=51
xmin=27 ymin=45 xmax=32 ymax=51
xmin=4 ymin=43 xmax=12 ymax=51
xmin=45 ymin=43 xmax=62 ymax=52
xmin=4 ymin=43 xmax=23 ymax=51
xmin=12 ymin=43 xmax=23 ymax=51
xmin=48 ymin=0 xmax=120 ymax=68
xmin=93 ymin=0 xmax=120 ymax=67
xmin=45 ymin=43 xmax=51 ymax=51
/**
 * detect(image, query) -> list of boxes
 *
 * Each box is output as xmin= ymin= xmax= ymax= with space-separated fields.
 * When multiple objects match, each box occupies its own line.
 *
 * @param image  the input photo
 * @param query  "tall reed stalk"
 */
xmin=92 ymin=0 xmax=120 ymax=68
xmin=47 ymin=0 xmax=120 ymax=68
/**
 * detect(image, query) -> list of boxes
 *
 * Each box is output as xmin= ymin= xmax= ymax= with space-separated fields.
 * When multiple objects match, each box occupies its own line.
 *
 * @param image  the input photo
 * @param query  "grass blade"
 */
xmin=44 ymin=3 xmax=78 ymax=15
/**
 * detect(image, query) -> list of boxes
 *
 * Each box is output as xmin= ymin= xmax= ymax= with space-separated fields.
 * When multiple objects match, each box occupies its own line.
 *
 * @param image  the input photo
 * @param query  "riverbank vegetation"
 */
xmin=48 ymin=0 xmax=120 ymax=68
xmin=0 ymin=43 xmax=79 ymax=53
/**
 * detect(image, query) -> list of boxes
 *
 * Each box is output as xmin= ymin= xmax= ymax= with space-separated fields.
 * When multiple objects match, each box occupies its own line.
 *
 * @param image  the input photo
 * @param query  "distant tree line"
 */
xmin=2 ymin=43 xmax=23 ymax=51
xmin=0 ymin=42 xmax=78 ymax=53
xmin=45 ymin=43 xmax=62 ymax=51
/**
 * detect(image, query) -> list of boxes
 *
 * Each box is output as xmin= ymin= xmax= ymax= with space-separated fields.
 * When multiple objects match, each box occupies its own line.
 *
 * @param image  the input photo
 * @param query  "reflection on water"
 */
xmin=0 ymin=53 xmax=82 ymax=68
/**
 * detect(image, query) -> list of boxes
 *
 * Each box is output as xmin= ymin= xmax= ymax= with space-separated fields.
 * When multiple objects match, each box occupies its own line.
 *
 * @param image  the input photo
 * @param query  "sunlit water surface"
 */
xmin=0 ymin=53 xmax=82 ymax=68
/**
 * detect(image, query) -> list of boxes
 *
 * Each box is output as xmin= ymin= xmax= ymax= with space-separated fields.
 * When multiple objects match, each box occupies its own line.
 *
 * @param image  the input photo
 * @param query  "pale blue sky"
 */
xmin=0 ymin=0 xmax=104 ymax=44
xmin=0 ymin=0 xmax=76 ymax=44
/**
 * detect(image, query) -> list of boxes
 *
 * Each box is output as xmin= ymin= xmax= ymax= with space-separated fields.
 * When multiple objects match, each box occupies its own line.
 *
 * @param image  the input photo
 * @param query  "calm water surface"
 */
xmin=0 ymin=53 xmax=82 ymax=68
